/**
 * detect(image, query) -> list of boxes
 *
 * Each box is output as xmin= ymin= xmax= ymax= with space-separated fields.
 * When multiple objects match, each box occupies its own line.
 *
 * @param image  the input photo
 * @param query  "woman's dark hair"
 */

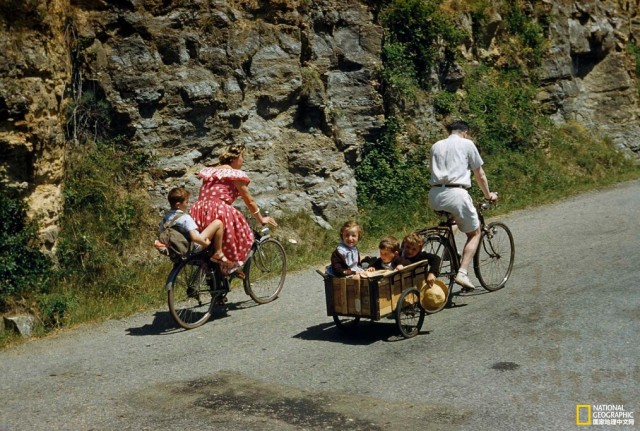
xmin=219 ymin=143 xmax=246 ymax=165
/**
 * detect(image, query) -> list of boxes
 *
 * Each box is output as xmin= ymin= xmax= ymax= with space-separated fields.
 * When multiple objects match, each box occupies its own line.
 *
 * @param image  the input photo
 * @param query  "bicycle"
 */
xmin=416 ymin=199 xmax=515 ymax=308
xmin=164 ymin=226 xmax=287 ymax=329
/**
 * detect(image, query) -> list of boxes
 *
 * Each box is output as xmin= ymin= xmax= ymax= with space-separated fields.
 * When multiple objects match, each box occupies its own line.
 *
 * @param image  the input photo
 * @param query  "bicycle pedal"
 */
xmin=214 ymin=295 xmax=228 ymax=305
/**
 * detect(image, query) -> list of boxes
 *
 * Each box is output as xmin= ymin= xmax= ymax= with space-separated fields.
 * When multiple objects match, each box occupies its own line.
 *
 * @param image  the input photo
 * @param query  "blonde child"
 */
xmin=401 ymin=231 xmax=440 ymax=287
xmin=155 ymin=187 xmax=229 ymax=264
xmin=329 ymin=220 xmax=366 ymax=277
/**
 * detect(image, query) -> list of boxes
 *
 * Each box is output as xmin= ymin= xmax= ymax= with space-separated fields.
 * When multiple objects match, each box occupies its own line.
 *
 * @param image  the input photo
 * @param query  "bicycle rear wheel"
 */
xmin=243 ymin=238 xmax=287 ymax=304
xmin=167 ymin=256 xmax=215 ymax=329
xmin=473 ymin=222 xmax=514 ymax=291
xmin=422 ymin=235 xmax=455 ymax=310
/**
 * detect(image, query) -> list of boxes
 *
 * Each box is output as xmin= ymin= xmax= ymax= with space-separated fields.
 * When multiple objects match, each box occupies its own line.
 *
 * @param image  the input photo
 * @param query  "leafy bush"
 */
xmin=381 ymin=42 xmax=419 ymax=102
xmin=501 ymin=5 xmax=547 ymax=69
xmin=356 ymin=116 xmax=429 ymax=207
xmin=65 ymin=88 xmax=112 ymax=144
xmin=38 ymin=292 xmax=78 ymax=328
xmin=380 ymin=0 xmax=464 ymax=88
xmin=433 ymin=90 xmax=457 ymax=116
xmin=448 ymin=65 xmax=544 ymax=154
xmin=57 ymin=141 xmax=153 ymax=278
xmin=0 ymin=188 xmax=52 ymax=308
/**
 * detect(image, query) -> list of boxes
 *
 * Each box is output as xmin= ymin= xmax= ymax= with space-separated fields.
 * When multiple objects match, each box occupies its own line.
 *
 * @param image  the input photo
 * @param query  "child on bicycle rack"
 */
xmin=400 ymin=231 xmax=440 ymax=287
xmin=155 ymin=187 xmax=228 ymax=264
xmin=328 ymin=220 xmax=366 ymax=277
xmin=362 ymin=236 xmax=410 ymax=271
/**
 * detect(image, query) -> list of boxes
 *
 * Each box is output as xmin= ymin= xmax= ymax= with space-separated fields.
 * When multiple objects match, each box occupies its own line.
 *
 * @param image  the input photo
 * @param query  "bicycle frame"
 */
xmin=419 ymin=198 xmax=514 ymax=297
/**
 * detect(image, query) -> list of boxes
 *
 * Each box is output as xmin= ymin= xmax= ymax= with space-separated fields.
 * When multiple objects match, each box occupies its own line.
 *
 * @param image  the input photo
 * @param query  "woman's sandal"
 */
xmin=211 ymin=252 xmax=230 ymax=265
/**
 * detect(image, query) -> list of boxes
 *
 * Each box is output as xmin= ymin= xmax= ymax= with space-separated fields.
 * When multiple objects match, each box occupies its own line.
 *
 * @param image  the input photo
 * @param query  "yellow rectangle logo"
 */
xmin=576 ymin=404 xmax=592 ymax=426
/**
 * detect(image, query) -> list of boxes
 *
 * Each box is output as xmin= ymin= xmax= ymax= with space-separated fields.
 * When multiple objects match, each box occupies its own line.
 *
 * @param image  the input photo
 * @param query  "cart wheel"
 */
xmin=396 ymin=287 xmax=425 ymax=338
xmin=333 ymin=315 xmax=360 ymax=331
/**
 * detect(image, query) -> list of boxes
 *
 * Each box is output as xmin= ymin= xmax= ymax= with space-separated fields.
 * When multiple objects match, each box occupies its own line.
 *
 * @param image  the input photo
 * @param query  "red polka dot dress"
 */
xmin=190 ymin=167 xmax=255 ymax=267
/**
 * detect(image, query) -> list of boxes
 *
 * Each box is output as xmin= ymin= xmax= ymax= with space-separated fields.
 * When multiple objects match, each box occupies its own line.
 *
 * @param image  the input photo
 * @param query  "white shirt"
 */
xmin=429 ymin=134 xmax=484 ymax=188
xmin=337 ymin=241 xmax=364 ymax=273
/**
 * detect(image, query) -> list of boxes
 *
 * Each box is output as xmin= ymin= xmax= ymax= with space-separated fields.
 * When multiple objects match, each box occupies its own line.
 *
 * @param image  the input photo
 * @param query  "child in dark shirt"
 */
xmin=400 ymin=231 xmax=440 ymax=286
xmin=365 ymin=236 xmax=410 ymax=271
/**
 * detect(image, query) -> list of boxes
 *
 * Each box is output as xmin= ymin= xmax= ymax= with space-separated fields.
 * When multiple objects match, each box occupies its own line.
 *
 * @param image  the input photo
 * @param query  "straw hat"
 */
xmin=420 ymin=279 xmax=448 ymax=312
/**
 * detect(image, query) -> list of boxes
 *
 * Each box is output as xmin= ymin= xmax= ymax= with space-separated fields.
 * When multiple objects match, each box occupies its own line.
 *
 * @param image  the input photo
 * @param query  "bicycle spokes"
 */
xmin=473 ymin=222 xmax=514 ymax=291
xmin=481 ymin=228 xmax=501 ymax=259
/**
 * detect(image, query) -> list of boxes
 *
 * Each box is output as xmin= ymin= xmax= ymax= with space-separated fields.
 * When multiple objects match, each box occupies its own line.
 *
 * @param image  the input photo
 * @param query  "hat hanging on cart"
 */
xmin=420 ymin=279 xmax=448 ymax=312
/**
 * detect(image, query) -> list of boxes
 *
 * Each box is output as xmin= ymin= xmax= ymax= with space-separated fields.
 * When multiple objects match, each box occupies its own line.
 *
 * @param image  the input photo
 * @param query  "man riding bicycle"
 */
xmin=428 ymin=120 xmax=498 ymax=292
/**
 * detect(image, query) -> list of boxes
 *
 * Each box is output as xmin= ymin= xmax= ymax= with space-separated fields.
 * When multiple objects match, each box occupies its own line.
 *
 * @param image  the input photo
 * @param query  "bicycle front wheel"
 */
xmin=422 ymin=235 xmax=455 ymax=311
xmin=473 ymin=222 xmax=514 ymax=291
xmin=243 ymin=238 xmax=287 ymax=304
xmin=167 ymin=256 xmax=215 ymax=329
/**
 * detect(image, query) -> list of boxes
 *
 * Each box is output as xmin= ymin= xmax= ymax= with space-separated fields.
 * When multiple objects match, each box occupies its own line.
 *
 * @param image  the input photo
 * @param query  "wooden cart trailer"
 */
xmin=318 ymin=260 xmax=442 ymax=338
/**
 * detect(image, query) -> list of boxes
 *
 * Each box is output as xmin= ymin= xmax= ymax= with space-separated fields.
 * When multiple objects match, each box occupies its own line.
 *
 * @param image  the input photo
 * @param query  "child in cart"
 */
xmin=328 ymin=220 xmax=366 ymax=277
xmin=400 ymin=231 xmax=440 ymax=287
xmin=363 ymin=236 xmax=410 ymax=271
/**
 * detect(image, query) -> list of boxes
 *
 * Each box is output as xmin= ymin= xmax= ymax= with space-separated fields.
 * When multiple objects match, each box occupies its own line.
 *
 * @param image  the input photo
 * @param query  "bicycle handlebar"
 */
xmin=479 ymin=192 xmax=498 ymax=212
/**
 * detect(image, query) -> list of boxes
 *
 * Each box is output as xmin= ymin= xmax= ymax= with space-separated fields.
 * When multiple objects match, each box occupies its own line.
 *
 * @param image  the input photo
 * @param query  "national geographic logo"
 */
xmin=576 ymin=405 xmax=592 ymax=426
xmin=576 ymin=404 xmax=635 ymax=426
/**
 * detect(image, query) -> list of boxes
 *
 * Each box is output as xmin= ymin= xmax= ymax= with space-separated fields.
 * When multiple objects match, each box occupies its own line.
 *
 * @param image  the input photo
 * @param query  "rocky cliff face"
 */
xmin=70 ymin=0 xmax=385 ymax=230
xmin=1 ymin=0 xmax=639 ymax=252
xmin=537 ymin=0 xmax=640 ymax=156
xmin=0 ymin=0 xmax=70 ymax=251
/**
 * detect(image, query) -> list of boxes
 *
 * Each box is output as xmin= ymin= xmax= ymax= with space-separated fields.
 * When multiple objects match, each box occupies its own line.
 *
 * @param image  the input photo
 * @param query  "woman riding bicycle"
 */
xmin=190 ymin=143 xmax=277 ymax=275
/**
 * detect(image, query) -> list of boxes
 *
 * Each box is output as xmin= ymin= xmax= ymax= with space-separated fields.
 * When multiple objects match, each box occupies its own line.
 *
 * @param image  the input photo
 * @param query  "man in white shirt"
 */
xmin=429 ymin=120 xmax=498 ymax=291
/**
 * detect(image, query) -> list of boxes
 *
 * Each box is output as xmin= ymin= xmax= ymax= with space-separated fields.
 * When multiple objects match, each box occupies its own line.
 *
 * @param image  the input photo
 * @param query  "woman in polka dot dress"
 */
xmin=190 ymin=144 xmax=277 ymax=274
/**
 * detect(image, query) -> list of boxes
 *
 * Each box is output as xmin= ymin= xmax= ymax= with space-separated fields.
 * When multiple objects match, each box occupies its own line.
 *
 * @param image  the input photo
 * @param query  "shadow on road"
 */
xmin=125 ymin=298 xmax=258 ymax=336
xmin=125 ymin=311 xmax=184 ymax=336
xmin=293 ymin=320 xmax=430 ymax=345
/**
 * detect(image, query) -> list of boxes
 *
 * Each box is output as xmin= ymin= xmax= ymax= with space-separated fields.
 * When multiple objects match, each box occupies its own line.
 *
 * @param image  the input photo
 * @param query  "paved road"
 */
xmin=1 ymin=181 xmax=639 ymax=431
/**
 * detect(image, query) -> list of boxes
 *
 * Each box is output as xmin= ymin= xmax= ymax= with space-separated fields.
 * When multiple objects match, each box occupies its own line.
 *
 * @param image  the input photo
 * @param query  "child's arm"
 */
xmin=331 ymin=249 xmax=353 ymax=276
xmin=393 ymin=255 xmax=411 ymax=270
xmin=424 ymin=252 xmax=441 ymax=277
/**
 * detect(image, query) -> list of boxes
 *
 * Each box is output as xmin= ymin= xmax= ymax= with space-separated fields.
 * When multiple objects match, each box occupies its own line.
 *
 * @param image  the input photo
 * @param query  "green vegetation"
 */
xmin=0 ymin=188 xmax=52 ymax=307
xmin=380 ymin=0 xmax=464 ymax=89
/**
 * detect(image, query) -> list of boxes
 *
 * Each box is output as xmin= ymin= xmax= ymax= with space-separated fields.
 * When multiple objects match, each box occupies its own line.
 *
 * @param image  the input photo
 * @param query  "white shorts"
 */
xmin=428 ymin=187 xmax=480 ymax=233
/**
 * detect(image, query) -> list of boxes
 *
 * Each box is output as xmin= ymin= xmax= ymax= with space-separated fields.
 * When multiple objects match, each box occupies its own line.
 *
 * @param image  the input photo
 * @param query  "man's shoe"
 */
xmin=454 ymin=272 xmax=475 ymax=291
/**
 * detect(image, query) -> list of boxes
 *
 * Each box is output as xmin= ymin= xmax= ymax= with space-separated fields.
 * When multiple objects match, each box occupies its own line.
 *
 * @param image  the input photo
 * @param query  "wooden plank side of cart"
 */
xmin=324 ymin=260 xmax=430 ymax=320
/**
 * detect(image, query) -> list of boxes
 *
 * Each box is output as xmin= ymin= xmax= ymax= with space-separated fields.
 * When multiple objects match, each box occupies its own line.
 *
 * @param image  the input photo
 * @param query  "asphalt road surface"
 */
xmin=1 ymin=180 xmax=639 ymax=431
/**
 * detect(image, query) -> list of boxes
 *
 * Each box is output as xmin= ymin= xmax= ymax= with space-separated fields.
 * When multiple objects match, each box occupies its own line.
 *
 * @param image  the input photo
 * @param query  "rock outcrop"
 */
xmin=537 ymin=0 xmax=640 ymax=156
xmin=1 ymin=0 xmax=639 ymax=253
xmin=71 ymin=0 xmax=385 ymax=228
xmin=0 ymin=0 xmax=70 ymax=253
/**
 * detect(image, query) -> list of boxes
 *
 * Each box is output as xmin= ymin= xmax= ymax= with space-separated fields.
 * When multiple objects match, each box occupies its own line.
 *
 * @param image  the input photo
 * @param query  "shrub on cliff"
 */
xmin=0 ymin=188 xmax=52 ymax=309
